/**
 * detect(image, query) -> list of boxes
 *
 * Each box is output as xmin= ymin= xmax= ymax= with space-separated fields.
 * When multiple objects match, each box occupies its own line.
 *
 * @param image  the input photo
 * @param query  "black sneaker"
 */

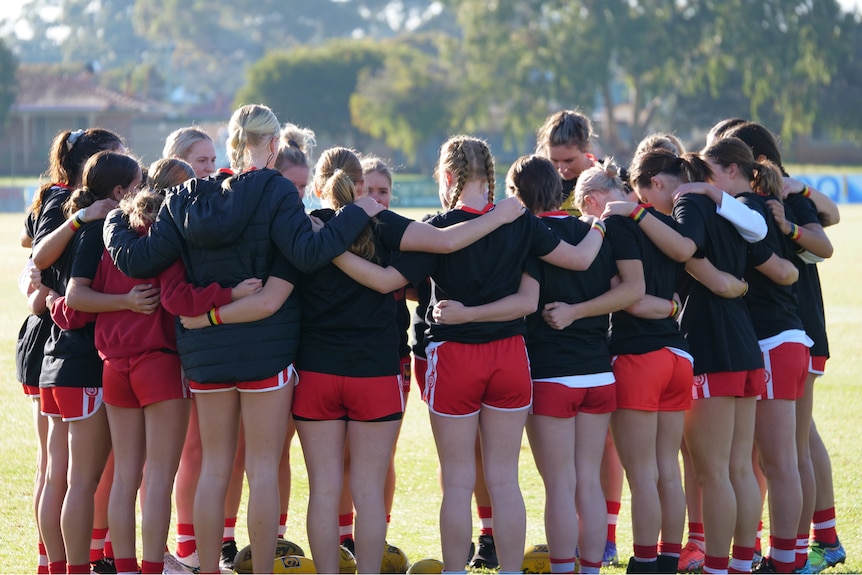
xmin=342 ymin=536 xmax=356 ymax=556
xmin=91 ymin=557 xmax=117 ymax=574
xmin=752 ymin=557 xmax=778 ymax=573
xmin=470 ymin=534 xmax=499 ymax=569
xmin=220 ymin=540 xmax=238 ymax=571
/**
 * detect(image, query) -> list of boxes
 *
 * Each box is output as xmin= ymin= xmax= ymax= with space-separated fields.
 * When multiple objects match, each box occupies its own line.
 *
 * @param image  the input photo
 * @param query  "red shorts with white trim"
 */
xmin=412 ymin=355 xmax=428 ymax=395
xmin=760 ymin=342 xmax=809 ymax=401
xmin=103 ymin=351 xmax=188 ymax=408
xmin=22 ymin=384 xmax=40 ymax=398
xmin=292 ymin=370 xmax=404 ymax=422
xmin=400 ymin=356 xmax=411 ymax=394
xmin=424 ymin=336 xmax=532 ymax=417
xmin=809 ymin=355 xmax=827 ymax=376
xmin=531 ymin=380 xmax=616 ymax=417
xmin=189 ymin=365 xmax=295 ymax=394
xmin=40 ymin=386 xmax=103 ymax=421
xmin=613 ymin=348 xmax=693 ymax=412
xmin=692 ymin=368 xmax=766 ymax=399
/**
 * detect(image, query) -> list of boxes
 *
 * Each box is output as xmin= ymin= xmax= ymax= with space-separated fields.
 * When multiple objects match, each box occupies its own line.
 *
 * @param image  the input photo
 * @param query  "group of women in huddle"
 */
xmin=16 ymin=102 xmax=843 ymax=575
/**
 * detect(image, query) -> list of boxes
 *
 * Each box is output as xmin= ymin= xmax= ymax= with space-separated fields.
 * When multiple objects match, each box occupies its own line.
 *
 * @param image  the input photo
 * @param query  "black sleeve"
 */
xmin=103 ymin=204 xmax=184 ymax=278
xmin=70 ymin=223 xmax=105 ymax=280
xmin=606 ymin=215 xmax=642 ymax=262
xmin=527 ymin=212 xmax=562 ymax=257
xmin=269 ymin=178 xmax=372 ymax=273
xmin=268 ymin=253 xmax=299 ymax=285
xmin=32 ymin=192 xmax=68 ymax=247
xmin=391 ymin=250 xmax=437 ymax=289
xmin=784 ymin=194 xmax=819 ymax=227
xmin=672 ymin=196 xmax=706 ymax=251
xmin=375 ymin=210 xmax=413 ymax=251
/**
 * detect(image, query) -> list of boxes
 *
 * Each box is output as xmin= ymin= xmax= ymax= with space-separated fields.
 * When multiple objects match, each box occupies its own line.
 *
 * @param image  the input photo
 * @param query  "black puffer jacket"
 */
xmin=103 ymin=169 xmax=370 ymax=383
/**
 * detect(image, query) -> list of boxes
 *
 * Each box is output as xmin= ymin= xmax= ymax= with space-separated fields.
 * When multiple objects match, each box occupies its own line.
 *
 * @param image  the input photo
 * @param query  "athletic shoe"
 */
xmin=752 ymin=557 xmax=777 ymax=573
xmin=602 ymin=541 xmax=620 ymax=567
xmin=220 ymin=540 xmax=238 ymax=571
xmin=467 ymin=541 xmax=475 ymax=568
xmin=342 ymin=537 xmax=356 ymax=556
xmin=794 ymin=559 xmax=817 ymax=574
xmin=678 ymin=541 xmax=705 ymax=573
xmin=470 ymin=534 xmax=499 ymax=569
xmin=808 ymin=539 xmax=846 ymax=572
xmin=163 ymin=551 xmax=200 ymax=574
xmin=91 ymin=557 xmax=116 ymax=574
xmin=753 ymin=550 xmax=763 ymax=570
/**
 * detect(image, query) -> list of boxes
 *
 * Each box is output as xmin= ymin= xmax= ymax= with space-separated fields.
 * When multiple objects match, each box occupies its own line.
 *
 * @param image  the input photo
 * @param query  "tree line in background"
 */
xmin=1 ymin=0 xmax=861 ymax=168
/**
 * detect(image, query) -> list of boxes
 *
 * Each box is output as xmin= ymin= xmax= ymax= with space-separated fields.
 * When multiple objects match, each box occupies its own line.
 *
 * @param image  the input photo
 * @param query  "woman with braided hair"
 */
xmin=330 ymin=135 xmax=607 ymax=572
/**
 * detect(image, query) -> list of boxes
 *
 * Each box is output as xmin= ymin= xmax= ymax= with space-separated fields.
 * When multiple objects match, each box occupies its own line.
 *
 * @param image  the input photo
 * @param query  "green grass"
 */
xmin=1 ymin=208 xmax=861 ymax=573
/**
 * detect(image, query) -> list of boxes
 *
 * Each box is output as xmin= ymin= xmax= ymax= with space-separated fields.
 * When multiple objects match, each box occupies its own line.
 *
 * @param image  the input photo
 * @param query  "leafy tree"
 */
xmin=0 ymin=38 xmax=18 ymax=133
xmin=350 ymin=34 xmax=456 ymax=169
xmin=236 ymin=39 xmax=386 ymax=144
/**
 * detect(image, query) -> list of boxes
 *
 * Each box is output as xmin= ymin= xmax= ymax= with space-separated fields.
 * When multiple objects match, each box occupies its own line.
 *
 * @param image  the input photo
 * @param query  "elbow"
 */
xmin=32 ymin=249 xmax=50 ymax=271
xmin=624 ymin=281 xmax=646 ymax=308
xmin=261 ymin=297 xmax=285 ymax=316
xmin=779 ymin=268 xmax=799 ymax=286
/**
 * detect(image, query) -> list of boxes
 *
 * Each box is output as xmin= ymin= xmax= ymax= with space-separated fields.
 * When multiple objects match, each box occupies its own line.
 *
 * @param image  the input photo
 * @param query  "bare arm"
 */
xmin=685 ymin=257 xmax=748 ymax=299
xmin=180 ymin=276 xmax=294 ymax=329
xmin=625 ymin=293 xmax=680 ymax=320
xmin=539 ymin=220 xmax=605 ymax=271
xmin=602 ymin=201 xmax=696 ymax=262
xmin=28 ymin=285 xmax=52 ymax=316
xmin=783 ymin=178 xmax=840 ymax=227
xmin=66 ymin=276 xmax=161 ymax=314
xmin=399 ymin=197 xmax=524 ymax=253
xmin=32 ymin=199 xmax=118 ymax=269
xmin=431 ymin=273 xmax=539 ymax=325
xmin=766 ymin=199 xmax=833 ymax=259
xmin=755 ymin=253 xmax=798 ymax=286
xmin=542 ymin=259 xmax=645 ymax=330
xmin=331 ymin=251 xmax=411 ymax=294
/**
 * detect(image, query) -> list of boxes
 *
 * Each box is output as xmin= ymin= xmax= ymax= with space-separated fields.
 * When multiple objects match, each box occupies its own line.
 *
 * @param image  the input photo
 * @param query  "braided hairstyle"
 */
xmin=63 ymin=151 xmax=141 ymax=218
xmin=315 ymin=147 xmax=377 ymax=261
xmin=31 ymin=128 xmax=125 ymax=217
xmin=226 ymin=104 xmax=280 ymax=173
xmin=436 ymin=136 xmax=495 ymax=210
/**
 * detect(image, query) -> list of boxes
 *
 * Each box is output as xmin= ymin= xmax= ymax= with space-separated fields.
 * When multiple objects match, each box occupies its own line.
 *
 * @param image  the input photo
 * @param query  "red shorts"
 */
xmin=613 ymin=348 xmax=693 ymax=412
xmin=190 ymin=365 xmax=295 ymax=394
xmin=424 ymin=336 xmax=532 ymax=416
xmin=103 ymin=351 xmax=188 ymax=408
xmin=531 ymin=380 xmax=616 ymax=417
xmin=40 ymin=386 xmax=103 ymax=421
xmin=692 ymin=368 xmax=765 ymax=399
xmin=412 ymin=355 xmax=428 ymax=395
xmin=809 ymin=355 xmax=827 ymax=376
xmin=292 ymin=370 xmax=404 ymax=422
xmin=400 ymin=356 xmax=411 ymax=394
xmin=760 ymin=342 xmax=809 ymax=400
xmin=22 ymin=384 xmax=40 ymax=398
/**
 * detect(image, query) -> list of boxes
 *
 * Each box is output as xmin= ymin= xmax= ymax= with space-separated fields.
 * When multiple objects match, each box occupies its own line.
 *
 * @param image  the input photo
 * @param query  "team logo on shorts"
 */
xmin=763 ymin=370 xmax=772 ymax=385
xmin=693 ymin=374 xmax=707 ymax=388
xmin=84 ymin=387 xmax=98 ymax=397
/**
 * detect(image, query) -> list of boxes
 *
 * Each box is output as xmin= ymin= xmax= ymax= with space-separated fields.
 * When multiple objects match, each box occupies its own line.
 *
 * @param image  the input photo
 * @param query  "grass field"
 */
xmin=0 ymin=206 xmax=860 ymax=573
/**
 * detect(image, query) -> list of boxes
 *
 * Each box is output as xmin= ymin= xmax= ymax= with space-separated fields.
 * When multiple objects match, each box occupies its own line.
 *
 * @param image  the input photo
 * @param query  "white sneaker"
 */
xmin=163 ymin=551 xmax=200 ymax=574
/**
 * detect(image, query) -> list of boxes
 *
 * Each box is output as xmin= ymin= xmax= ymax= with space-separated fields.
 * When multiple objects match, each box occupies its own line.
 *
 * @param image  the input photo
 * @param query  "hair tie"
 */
xmin=67 ymin=129 xmax=85 ymax=150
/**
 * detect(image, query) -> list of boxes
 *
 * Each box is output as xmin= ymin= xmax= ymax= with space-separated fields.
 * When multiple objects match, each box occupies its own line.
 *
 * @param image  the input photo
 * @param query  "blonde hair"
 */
xmin=574 ymin=158 xmax=626 ymax=212
xmin=226 ymin=104 xmax=280 ymax=172
xmin=163 ymin=127 xmax=213 ymax=161
xmin=436 ymin=136 xmax=495 ymax=210
xmin=536 ymin=110 xmax=593 ymax=156
xmin=315 ymin=147 xmax=376 ymax=261
xmin=121 ymin=190 xmax=164 ymax=232
xmin=146 ymin=158 xmax=195 ymax=193
xmin=275 ymin=123 xmax=316 ymax=173
xmin=634 ymin=132 xmax=686 ymax=158
xmin=361 ymin=156 xmax=392 ymax=185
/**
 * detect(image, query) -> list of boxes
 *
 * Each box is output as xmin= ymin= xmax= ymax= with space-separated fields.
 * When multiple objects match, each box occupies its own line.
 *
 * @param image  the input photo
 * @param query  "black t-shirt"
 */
xmin=608 ymin=210 xmax=689 ymax=355
xmin=40 ymin=220 xmax=105 ymax=388
xmin=673 ymin=194 xmax=762 ymax=375
xmin=736 ymin=192 xmax=803 ymax=339
xmin=525 ymin=213 xmax=615 ymax=378
xmin=32 ymin=186 xmax=73 ymax=293
xmin=393 ymin=207 xmax=560 ymax=344
xmin=784 ymin=193 xmax=829 ymax=358
xmin=297 ymin=209 xmax=411 ymax=377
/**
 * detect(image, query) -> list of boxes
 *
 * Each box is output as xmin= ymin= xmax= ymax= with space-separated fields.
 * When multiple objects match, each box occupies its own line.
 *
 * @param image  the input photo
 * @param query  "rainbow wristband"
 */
xmin=801 ymin=185 xmax=811 ymax=198
xmin=630 ymin=205 xmax=647 ymax=223
xmin=669 ymin=300 xmax=679 ymax=318
xmin=787 ymin=223 xmax=801 ymax=241
xmin=591 ymin=220 xmax=606 ymax=239
xmin=207 ymin=307 xmax=222 ymax=326
xmin=69 ymin=213 xmax=84 ymax=231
